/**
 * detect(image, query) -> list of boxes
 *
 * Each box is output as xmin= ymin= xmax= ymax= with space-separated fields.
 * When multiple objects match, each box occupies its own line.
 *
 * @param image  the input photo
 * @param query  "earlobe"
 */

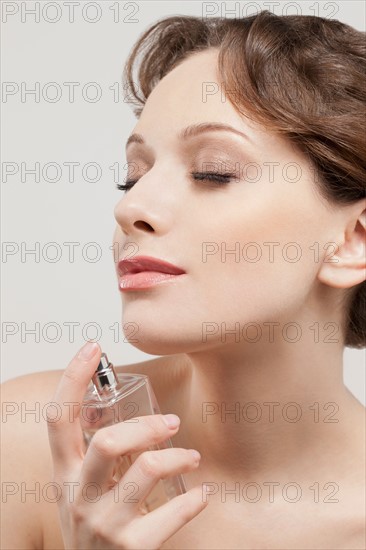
xmin=317 ymin=207 xmax=366 ymax=289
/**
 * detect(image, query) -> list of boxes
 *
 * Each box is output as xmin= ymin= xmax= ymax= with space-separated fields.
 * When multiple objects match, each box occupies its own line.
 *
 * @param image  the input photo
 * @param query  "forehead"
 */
xmin=128 ymin=49 xmax=302 ymax=161
xmin=132 ymin=48 xmax=259 ymax=139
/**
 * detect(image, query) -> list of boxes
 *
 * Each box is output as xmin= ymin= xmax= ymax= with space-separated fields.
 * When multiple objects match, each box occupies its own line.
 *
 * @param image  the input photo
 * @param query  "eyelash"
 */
xmin=115 ymin=172 xmax=235 ymax=192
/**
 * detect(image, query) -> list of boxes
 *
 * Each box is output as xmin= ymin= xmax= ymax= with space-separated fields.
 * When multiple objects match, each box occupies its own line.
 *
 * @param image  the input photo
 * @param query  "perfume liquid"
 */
xmin=81 ymin=352 xmax=187 ymax=513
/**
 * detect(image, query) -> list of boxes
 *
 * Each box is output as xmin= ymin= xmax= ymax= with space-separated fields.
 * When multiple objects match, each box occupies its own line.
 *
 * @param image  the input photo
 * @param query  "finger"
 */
xmin=46 ymin=341 xmax=101 ymax=473
xmin=79 ymin=413 xmax=181 ymax=491
xmin=127 ymin=486 xmax=209 ymax=550
xmin=106 ymin=447 xmax=201 ymax=512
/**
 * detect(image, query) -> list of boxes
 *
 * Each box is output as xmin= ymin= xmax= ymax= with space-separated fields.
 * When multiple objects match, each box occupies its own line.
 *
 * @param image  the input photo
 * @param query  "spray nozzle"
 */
xmin=92 ymin=352 xmax=118 ymax=394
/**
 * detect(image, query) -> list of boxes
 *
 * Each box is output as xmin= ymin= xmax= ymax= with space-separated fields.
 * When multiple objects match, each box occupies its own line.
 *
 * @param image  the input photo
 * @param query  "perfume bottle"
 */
xmin=80 ymin=352 xmax=187 ymax=513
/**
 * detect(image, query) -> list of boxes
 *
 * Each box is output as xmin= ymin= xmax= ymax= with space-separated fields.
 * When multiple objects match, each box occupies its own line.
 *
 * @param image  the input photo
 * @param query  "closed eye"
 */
xmin=116 ymin=171 xmax=236 ymax=192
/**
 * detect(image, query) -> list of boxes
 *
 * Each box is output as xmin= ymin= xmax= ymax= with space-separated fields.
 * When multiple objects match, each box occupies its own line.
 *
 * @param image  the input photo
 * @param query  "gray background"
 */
xmin=1 ymin=1 xmax=365 ymax=405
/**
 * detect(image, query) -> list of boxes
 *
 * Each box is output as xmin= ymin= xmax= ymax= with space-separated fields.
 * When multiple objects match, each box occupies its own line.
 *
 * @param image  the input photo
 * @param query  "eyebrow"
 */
xmin=125 ymin=122 xmax=251 ymax=151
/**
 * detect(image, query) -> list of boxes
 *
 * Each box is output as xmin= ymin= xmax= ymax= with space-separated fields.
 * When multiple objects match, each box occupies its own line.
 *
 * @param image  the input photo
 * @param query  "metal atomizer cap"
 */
xmin=92 ymin=352 xmax=118 ymax=393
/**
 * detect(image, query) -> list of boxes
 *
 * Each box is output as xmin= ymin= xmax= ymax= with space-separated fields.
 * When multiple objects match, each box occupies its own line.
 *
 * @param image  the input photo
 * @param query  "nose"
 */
xmin=113 ymin=167 xmax=178 ymax=237
xmin=114 ymin=198 xmax=155 ymax=236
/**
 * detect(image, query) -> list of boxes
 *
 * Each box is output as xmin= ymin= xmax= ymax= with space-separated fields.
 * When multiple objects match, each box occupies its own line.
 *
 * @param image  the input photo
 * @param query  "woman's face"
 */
xmin=113 ymin=48 xmax=341 ymax=355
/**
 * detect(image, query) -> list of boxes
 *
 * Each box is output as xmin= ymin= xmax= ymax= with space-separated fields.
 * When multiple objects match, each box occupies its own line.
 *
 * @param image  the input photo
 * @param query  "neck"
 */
xmin=169 ymin=330 xmax=359 ymax=481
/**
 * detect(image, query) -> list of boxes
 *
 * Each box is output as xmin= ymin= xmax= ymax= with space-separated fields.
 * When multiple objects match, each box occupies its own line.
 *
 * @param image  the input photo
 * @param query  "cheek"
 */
xmin=192 ymin=199 xmax=324 ymax=324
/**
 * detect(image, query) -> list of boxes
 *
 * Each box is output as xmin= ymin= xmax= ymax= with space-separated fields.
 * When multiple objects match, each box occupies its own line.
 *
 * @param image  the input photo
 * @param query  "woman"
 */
xmin=1 ymin=10 xmax=365 ymax=549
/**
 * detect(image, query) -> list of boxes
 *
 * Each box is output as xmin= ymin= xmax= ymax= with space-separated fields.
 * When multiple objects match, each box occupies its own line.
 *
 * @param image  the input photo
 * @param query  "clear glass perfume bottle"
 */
xmin=80 ymin=352 xmax=187 ymax=514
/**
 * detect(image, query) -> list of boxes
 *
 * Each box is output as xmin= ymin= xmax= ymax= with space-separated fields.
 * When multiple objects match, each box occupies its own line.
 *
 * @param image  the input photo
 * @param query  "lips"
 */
xmin=117 ymin=255 xmax=186 ymax=277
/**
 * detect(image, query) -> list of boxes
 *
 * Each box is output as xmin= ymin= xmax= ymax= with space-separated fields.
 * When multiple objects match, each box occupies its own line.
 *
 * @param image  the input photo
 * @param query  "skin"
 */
xmin=1 ymin=48 xmax=365 ymax=549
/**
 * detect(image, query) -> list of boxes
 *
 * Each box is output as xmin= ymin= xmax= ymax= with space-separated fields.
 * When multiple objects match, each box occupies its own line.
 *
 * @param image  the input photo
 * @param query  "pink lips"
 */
xmin=117 ymin=255 xmax=186 ymax=291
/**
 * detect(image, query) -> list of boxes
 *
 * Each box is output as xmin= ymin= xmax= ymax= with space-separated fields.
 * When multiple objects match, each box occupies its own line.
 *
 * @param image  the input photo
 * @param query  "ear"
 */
xmin=318 ymin=202 xmax=366 ymax=289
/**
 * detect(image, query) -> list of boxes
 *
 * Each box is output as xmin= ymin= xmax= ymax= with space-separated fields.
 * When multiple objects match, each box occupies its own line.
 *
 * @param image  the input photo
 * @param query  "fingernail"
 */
xmin=189 ymin=449 xmax=201 ymax=461
xmin=78 ymin=341 xmax=98 ymax=360
xmin=163 ymin=414 xmax=180 ymax=429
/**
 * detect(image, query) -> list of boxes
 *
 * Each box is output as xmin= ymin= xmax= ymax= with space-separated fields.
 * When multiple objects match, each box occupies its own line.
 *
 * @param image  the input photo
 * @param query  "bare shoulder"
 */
xmin=1 ymin=368 xmax=64 ymax=402
xmin=1 ymin=371 xmax=59 ymax=549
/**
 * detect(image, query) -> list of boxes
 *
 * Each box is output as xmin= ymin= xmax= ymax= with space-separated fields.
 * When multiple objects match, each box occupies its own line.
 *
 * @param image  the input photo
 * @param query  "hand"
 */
xmin=47 ymin=341 xmax=208 ymax=549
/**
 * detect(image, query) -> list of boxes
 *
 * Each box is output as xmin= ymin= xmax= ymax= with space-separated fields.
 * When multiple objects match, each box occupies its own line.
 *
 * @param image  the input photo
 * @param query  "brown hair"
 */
xmin=122 ymin=10 xmax=366 ymax=348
